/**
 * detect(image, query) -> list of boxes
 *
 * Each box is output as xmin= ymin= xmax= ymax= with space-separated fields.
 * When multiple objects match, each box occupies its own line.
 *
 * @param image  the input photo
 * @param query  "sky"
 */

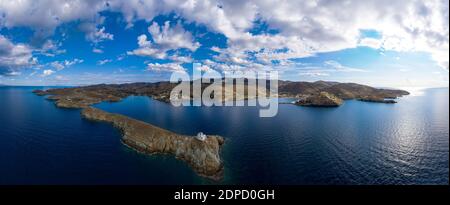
xmin=0 ymin=0 xmax=448 ymax=88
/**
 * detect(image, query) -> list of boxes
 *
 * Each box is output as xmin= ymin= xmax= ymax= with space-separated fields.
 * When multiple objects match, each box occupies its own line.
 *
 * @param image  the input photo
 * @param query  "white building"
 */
xmin=196 ymin=132 xmax=207 ymax=141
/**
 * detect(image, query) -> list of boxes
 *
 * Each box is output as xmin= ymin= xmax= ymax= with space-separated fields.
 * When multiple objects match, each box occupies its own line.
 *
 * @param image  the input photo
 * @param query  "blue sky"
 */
xmin=0 ymin=0 xmax=448 ymax=88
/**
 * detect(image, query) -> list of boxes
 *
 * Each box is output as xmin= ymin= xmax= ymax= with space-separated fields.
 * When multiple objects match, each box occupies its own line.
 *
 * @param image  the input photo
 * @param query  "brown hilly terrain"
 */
xmin=278 ymin=80 xmax=408 ymax=106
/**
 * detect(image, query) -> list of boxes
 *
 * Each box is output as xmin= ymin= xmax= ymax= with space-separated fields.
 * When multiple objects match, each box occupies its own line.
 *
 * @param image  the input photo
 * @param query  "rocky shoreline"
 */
xmin=81 ymin=107 xmax=225 ymax=180
xmin=33 ymin=88 xmax=225 ymax=181
xmin=31 ymin=80 xmax=409 ymax=179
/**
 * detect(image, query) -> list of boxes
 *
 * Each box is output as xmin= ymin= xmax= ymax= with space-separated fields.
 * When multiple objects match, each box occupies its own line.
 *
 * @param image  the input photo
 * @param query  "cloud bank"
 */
xmin=0 ymin=0 xmax=448 ymax=76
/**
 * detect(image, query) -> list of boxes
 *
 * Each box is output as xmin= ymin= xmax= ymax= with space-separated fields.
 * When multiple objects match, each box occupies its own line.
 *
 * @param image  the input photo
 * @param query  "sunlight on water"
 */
xmin=399 ymin=87 xmax=428 ymax=97
xmin=1 ymin=87 xmax=448 ymax=184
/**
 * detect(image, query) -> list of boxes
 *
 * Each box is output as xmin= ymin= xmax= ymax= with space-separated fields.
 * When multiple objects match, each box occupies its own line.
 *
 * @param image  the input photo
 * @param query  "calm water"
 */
xmin=0 ymin=86 xmax=448 ymax=185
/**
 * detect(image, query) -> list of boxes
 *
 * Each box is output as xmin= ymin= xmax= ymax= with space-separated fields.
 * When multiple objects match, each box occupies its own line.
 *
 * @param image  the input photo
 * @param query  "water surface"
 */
xmin=0 ymin=86 xmax=448 ymax=184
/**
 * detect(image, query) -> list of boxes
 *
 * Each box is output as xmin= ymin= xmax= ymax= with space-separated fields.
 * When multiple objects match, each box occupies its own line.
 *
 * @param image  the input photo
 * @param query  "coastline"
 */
xmin=30 ymin=81 xmax=411 ymax=181
xmin=0 ymin=86 xmax=444 ymax=184
xmin=81 ymin=107 xmax=225 ymax=181
xmin=33 ymin=89 xmax=226 ymax=181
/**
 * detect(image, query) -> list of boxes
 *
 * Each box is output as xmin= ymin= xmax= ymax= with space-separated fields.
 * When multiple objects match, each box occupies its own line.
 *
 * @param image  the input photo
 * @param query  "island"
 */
xmin=278 ymin=81 xmax=409 ymax=106
xmin=32 ymin=80 xmax=409 ymax=180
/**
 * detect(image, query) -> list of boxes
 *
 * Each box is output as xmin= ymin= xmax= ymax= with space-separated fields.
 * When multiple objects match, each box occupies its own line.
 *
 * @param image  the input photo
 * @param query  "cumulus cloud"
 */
xmin=128 ymin=21 xmax=200 ymax=62
xmin=79 ymin=23 xmax=114 ymax=43
xmin=216 ymin=0 xmax=448 ymax=71
xmin=129 ymin=34 xmax=167 ymax=58
xmin=0 ymin=0 xmax=108 ymax=45
xmin=1 ymin=0 xmax=448 ymax=74
xmin=112 ymin=0 xmax=450 ymax=71
xmin=0 ymin=35 xmax=36 ymax=76
xmin=148 ymin=21 xmax=200 ymax=51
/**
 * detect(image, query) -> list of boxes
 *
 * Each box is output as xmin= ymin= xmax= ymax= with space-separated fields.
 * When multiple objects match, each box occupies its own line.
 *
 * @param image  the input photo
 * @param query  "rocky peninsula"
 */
xmin=81 ymin=107 xmax=224 ymax=180
xmin=33 ymin=84 xmax=225 ymax=180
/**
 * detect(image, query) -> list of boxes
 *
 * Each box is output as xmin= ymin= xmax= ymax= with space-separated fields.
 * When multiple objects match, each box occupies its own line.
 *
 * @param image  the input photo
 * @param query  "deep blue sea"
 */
xmin=0 ymin=86 xmax=448 ymax=185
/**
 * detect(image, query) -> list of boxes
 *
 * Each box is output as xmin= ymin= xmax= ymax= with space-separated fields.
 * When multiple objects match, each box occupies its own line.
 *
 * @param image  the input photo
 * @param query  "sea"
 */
xmin=0 ymin=86 xmax=448 ymax=185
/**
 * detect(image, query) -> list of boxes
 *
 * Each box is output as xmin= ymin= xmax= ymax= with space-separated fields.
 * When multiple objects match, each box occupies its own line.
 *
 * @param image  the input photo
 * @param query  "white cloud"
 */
xmin=92 ymin=48 xmax=104 ymax=53
xmin=49 ymin=58 xmax=83 ymax=71
xmin=37 ymin=40 xmax=66 ymax=56
xmin=358 ymin=38 xmax=383 ymax=49
xmin=323 ymin=61 xmax=368 ymax=72
xmin=97 ymin=59 xmax=112 ymax=65
xmin=41 ymin=69 xmax=55 ymax=77
xmin=146 ymin=62 xmax=185 ymax=73
xmin=90 ymin=26 xmax=113 ymax=43
xmin=0 ymin=0 xmax=108 ymax=45
xmin=79 ymin=23 xmax=114 ymax=43
xmin=195 ymin=64 xmax=212 ymax=72
xmin=128 ymin=34 xmax=167 ymax=58
xmin=129 ymin=21 xmax=200 ymax=60
xmin=168 ymin=55 xmax=193 ymax=63
xmin=148 ymin=21 xmax=200 ymax=51
xmin=50 ymin=62 xmax=65 ymax=71
xmin=116 ymin=54 xmax=126 ymax=61
xmin=223 ymin=0 xmax=448 ymax=71
xmin=0 ymin=35 xmax=36 ymax=75
xmin=1 ymin=0 xmax=448 ymax=73
xmin=64 ymin=58 xmax=84 ymax=66
xmin=5 ymin=71 xmax=21 ymax=76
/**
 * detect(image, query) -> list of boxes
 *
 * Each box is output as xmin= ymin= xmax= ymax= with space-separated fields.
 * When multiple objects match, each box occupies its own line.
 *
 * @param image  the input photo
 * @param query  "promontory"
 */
xmin=33 ymin=83 xmax=226 ymax=180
